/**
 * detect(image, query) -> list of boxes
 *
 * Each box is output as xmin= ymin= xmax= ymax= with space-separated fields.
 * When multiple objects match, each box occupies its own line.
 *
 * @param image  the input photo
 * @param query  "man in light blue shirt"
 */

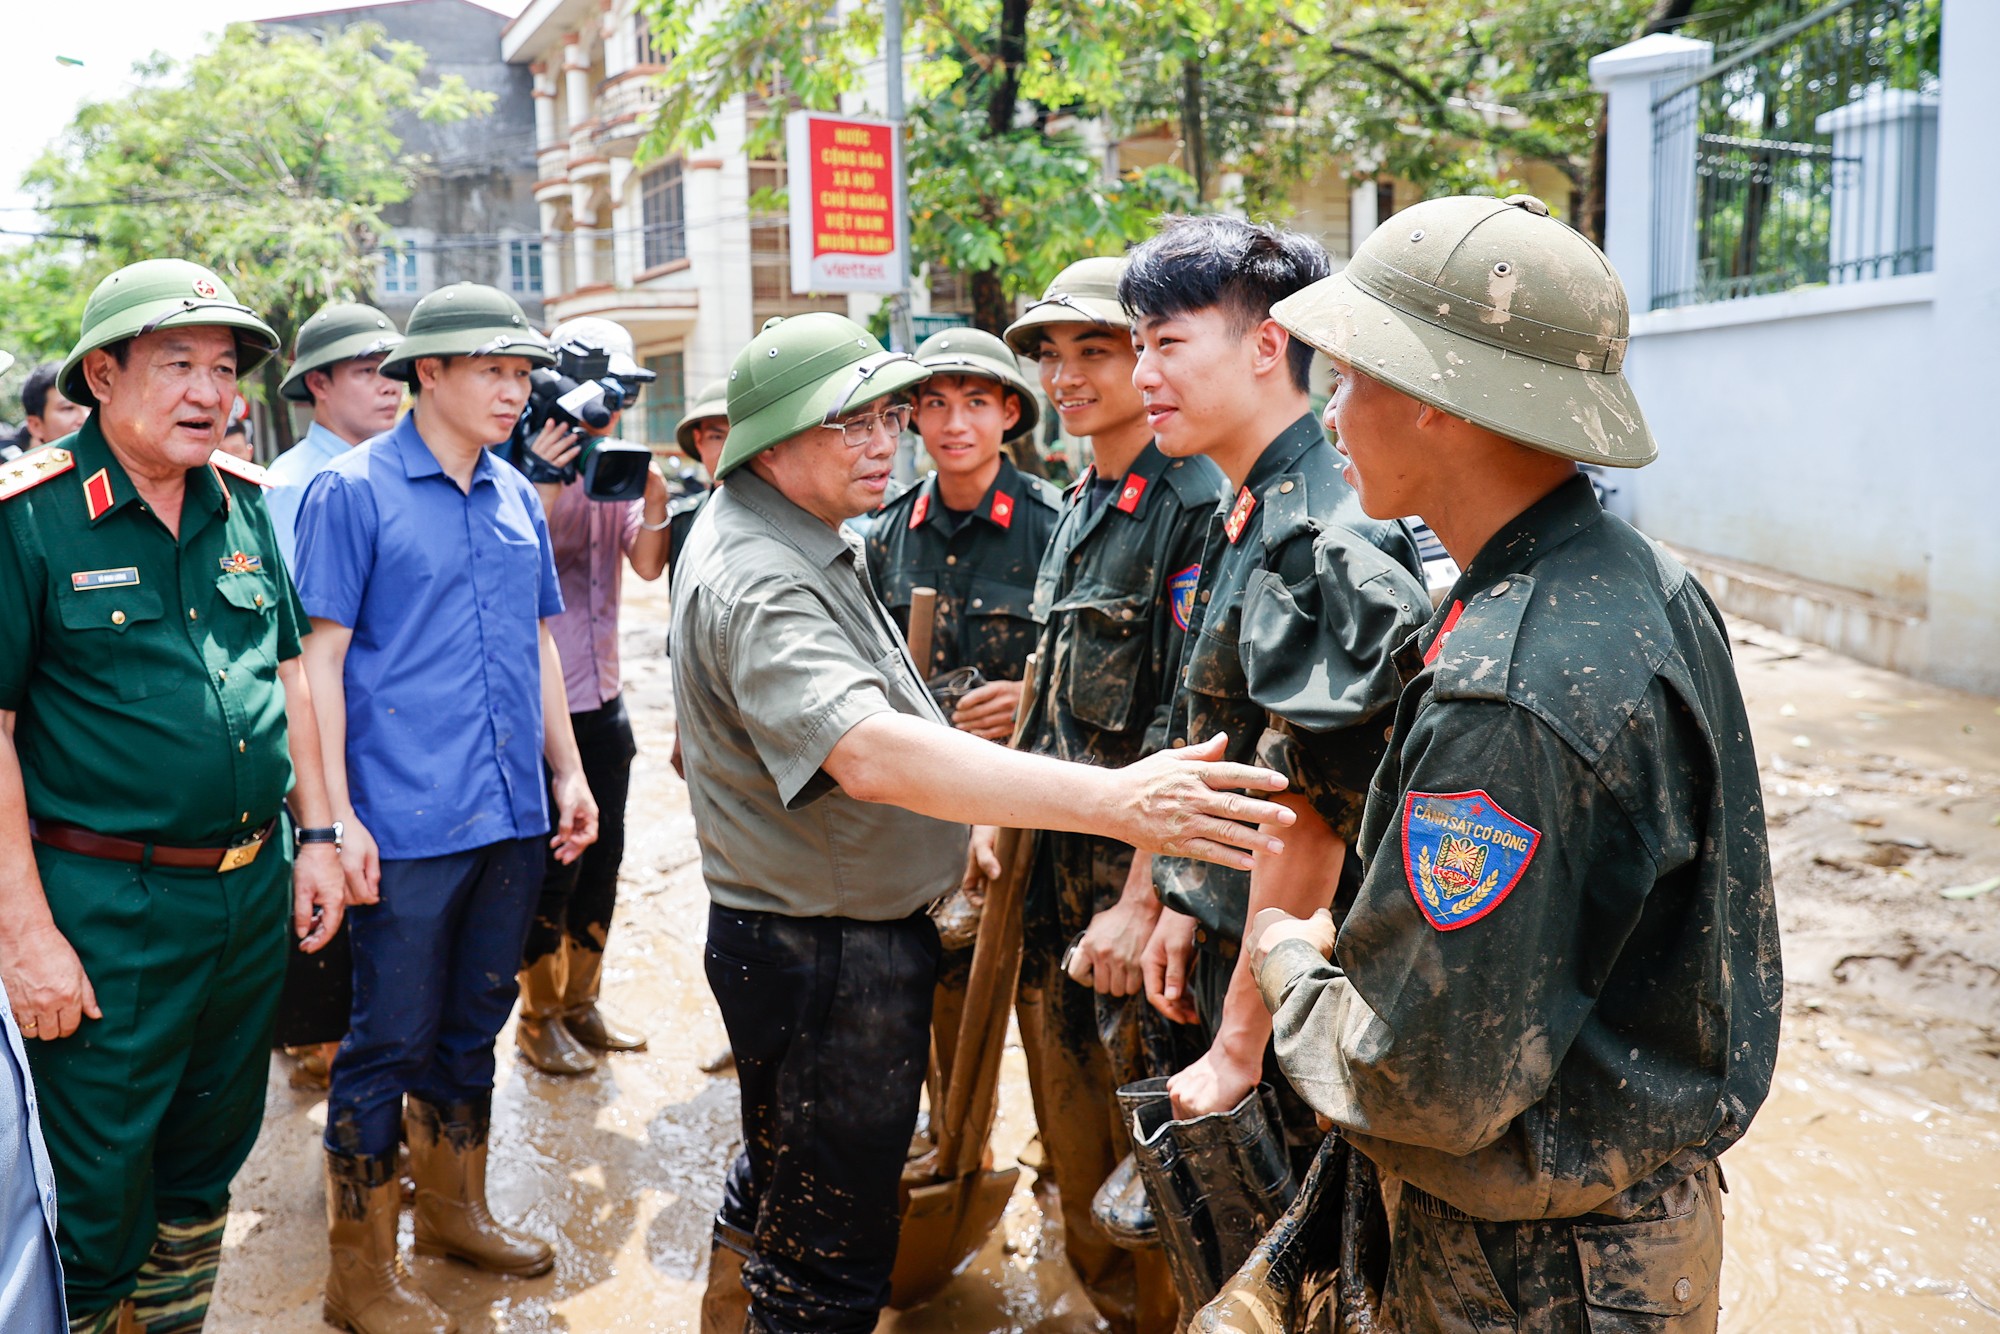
xmin=0 ymin=977 xmax=67 ymax=1332
xmin=266 ymin=303 xmax=405 ymax=563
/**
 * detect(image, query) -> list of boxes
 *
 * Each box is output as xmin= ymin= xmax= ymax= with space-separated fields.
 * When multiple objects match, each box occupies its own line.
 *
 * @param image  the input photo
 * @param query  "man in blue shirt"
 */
xmin=295 ymin=284 xmax=598 ymax=1334
xmin=0 ymin=977 xmax=65 ymax=1333
xmin=265 ymin=303 xmax=405 ymax=564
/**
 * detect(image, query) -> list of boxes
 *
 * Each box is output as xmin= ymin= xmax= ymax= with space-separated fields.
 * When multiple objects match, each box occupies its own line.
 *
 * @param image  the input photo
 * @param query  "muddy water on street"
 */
xmin=208 ymin=590 xmax=2000 ymax=1331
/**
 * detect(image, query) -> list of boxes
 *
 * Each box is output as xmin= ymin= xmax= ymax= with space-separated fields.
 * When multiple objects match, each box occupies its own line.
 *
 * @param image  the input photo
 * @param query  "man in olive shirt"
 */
xmin=673 ymin=312 xmax=1300 ymax=1334
xmin=1250 ymin=196 xmax=1782 ymax=1330
xmin=0 ymin=259 xmax=348 ymax=1334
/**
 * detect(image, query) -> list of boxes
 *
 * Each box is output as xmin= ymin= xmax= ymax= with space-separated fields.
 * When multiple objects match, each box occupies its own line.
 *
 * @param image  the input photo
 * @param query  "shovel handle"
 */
xmin=907 ymin=586 xmax=938 ymax=680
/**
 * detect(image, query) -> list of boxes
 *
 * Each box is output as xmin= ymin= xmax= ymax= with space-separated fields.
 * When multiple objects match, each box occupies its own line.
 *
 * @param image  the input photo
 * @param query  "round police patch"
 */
xmin=1401 ymin=789 xmax=1540 ymax=930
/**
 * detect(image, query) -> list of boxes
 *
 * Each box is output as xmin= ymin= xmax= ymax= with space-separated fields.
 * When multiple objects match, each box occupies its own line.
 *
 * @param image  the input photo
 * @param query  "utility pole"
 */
xmin=884 ymin=0 xmax=918 ymax=480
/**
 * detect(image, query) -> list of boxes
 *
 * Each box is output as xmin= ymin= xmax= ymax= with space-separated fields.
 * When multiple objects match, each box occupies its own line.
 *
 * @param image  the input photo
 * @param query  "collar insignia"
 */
xmin=83 ymin=468 xmax=115 ymax=521
xmin=1224 ymin=486 xmax=1256 ymax=543
xmin=1114 ymin=474 xmax=1148 ymax=515
xmin=990 ymin=490 xmax=1014 ymax=529
xmin=908 ymin=489 xmax=930 ymax=529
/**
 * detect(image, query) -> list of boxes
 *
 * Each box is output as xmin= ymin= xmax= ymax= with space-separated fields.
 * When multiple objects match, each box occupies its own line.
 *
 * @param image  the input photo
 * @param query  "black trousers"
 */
xmin=523 ymin=695 xmax=637 ymax=965
xmin=707 ymin=905 xmax=940 ymax=1333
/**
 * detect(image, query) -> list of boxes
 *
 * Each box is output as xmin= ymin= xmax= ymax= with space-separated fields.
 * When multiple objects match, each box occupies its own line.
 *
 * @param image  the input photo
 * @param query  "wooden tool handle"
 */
xmin=907 ymin=585 xmax=938 ymax=678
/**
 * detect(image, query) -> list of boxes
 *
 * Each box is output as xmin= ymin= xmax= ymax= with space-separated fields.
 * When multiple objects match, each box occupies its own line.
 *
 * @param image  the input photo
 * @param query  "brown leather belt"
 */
xmin=29 ymin=818 xmax=277 ymax=872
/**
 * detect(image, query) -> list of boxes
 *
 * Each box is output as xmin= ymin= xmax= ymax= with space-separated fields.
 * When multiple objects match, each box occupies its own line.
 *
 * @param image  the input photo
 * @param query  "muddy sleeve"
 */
xmin=724 ymin=579 xmax=897 ymax=808
xmin=1144 ymin=504 xmax=1210 ymax=755
xmin=1244 ymin=525 xmax=1426 ymax=838
xmin=1257 ymin=699 xmax=1654 ymax=1156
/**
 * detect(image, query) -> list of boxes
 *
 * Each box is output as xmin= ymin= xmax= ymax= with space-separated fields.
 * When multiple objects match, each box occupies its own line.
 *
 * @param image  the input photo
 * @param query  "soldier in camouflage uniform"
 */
xmin=990 ymin=258 xmax=1223 ymax=1334
xmin=1118 ymin=218 xmax=1428 ymax=1143
xmin=1247 ymin=194 xmax=1783 ymax=1332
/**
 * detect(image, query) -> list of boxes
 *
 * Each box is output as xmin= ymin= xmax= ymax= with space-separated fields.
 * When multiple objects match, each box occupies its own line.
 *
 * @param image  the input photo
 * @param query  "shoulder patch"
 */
xmin=1023 ymin=475 xmax=1064 ymax=510
xmin=0 ymin=446 xmax=76 ymax=503
xmin=1168 ymin=564 xmax=1200 ymax=631
xmin=1402 ymin=789 xmax=1540 ymax=930
xmin=209 ymin=450 xmax=270 ymax=487
xmin=1430 ymin=575 xmax=1533 ymax=702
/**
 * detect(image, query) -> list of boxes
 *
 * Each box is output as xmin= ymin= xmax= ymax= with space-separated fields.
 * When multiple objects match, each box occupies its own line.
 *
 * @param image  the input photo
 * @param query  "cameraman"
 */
xmin=514 ymin=317 xmax=671 ymax=1075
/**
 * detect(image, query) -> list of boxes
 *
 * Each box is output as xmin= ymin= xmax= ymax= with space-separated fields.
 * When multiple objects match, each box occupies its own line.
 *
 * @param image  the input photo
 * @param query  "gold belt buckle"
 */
xmin=218 ymin=836 xmax=265 ymax=873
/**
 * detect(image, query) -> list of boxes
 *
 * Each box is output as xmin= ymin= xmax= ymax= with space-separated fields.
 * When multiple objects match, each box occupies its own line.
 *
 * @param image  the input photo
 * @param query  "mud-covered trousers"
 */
xmin=325 ymin=837 xmax=544 ymax=1156
xmin=523 ymin=696 xmax=636 ymax=964
xmin=25 ymin=841 xmax=290 ymax=1320
xmin=706 ymin=905 xmax=940 ymax=1333
xmin=1383 ymin=1165 xmax=1724 ymax=1333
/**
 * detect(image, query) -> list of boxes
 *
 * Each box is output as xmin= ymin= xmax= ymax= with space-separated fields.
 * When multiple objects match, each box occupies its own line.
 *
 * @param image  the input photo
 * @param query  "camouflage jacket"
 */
xmin=1258 ymin=476 xmax=1784 ymax=1221
xmin=1155 ymin=413 xmax=1427 ymax=942
xmin=865 ymin=456 xmax=1062 ymax=682
xmin=1018 ymin=442 xmax=1226 ymax=953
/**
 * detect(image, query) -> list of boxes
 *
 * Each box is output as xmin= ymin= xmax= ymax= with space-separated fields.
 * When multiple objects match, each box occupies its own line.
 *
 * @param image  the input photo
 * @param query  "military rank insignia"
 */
xmin=1402 ymin=789 xmax=1540 ymax=930
xmin=1224 ymin=486 xmax=1256 ymax=543
xmin=219 ymin=551 xmax=263 ymax=575
xmin=908 ymin=490 xmax=930 ymax=528
xmin=1114 ymin=474 xmax=1148 ymax=514
xmin=1168 ymin=564 xmax=1200 ymax=632
xmin=990 ymin=491 xmax=1014 ymax=529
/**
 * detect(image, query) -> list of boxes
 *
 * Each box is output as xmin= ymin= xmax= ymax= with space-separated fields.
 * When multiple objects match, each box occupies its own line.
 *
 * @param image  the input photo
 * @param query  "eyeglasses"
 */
xmin=826 ymin=402 xmax=913 ymax=446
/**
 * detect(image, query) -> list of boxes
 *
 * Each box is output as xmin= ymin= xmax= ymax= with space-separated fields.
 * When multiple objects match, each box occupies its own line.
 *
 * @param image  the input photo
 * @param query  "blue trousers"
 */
xmin=326 ymin=838 xmax=544 ymax=1157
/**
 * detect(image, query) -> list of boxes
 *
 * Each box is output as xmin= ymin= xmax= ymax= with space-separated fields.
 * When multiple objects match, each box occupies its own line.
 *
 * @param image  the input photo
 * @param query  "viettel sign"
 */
xmin=786 ymin=111 xmax=906 ymax=295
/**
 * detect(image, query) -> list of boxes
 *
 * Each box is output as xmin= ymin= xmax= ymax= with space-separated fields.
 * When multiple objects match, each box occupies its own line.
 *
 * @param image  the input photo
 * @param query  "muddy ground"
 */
xmin=210 ymin=576 xmax=2000 ymax=1332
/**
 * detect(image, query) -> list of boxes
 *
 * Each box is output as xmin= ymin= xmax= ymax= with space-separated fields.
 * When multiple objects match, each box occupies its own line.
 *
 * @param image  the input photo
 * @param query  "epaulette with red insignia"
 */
xmin=209 ymin=450 xmax=271 ymax=487
xmin=0 ymin=446 xmax=77 ymax=503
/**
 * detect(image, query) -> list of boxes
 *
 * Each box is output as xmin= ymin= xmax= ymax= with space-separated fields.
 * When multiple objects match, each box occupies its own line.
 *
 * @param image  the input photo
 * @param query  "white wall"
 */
xmin=1600 ymin=0 xmax=2000 ymax=694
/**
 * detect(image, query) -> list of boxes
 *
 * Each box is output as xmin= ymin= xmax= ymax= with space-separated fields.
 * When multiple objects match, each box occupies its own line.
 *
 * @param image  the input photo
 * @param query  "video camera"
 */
xmin=502 ymin=338 xmax=656 ymax=502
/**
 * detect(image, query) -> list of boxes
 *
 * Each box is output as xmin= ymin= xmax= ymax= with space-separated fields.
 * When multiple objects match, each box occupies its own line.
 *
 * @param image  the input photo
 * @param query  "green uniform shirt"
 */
xmin=0 ymin=420 xmax=304 ymax=846
xmin=1156 ymin=414 xmax=1428 ymax=942
xmin=1258 ymin=476 xmax=1784 ymax=1222
xmin=1018 ymin=442 xmax=1224 ymax=954
xmin=865 ymin=456 xmax=1062 ymax=682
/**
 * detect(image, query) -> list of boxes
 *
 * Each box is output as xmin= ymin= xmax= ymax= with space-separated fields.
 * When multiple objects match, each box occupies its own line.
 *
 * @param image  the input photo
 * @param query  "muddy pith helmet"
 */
xmin=717 ymin=313 xmax=929 ymax=479
xmin=1271 ymin=195 xmax=1656 ymax=468
xmin=676 ymin=379 xmax=729 ymax=452
xmin=279 ymin=302 xmax=403 ymax=403
xmin=1002 ymin=256 xmax=1131 ymax=355
xmin=58 ymin=260 xmax=281 ymax=408
xmin=913 ymin=327 xmax=1039 ymax=439
xmin=376 ymin=283 xmax=553 ymax=383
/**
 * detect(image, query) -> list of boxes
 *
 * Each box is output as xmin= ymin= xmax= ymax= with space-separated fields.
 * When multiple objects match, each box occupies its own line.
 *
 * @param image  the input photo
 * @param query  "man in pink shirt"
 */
xmin=517 ymin=317 xmax=672 ymax=1075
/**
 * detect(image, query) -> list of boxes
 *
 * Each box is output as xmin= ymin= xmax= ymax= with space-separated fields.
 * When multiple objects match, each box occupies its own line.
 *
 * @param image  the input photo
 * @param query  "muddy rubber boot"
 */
xmin=405 ymin=1097 xmax=555 ymax=1277
xmin=561 ymin=941 xmax=648 ymax=1052
xmin=516 ymin=953 xmax=596 ymax=1075
xmin=323 ymin=1149 xmax=457 ymax=1334
xmin=1122 ymin=1077 xmax=1298 ymax=1315
xmin=129 ymin=1211 xmax=227 ymax=1333
xmin=1092 ymin=1151 xmax=1160 ymax=1250
xmin=698 ymin=1232 xmax=753 ymax=1334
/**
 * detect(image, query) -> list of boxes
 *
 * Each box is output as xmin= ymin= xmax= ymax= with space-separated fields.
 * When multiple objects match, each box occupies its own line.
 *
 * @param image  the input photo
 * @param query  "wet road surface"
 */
xmin=208 ymin=581 xmax=2000 ymax=1331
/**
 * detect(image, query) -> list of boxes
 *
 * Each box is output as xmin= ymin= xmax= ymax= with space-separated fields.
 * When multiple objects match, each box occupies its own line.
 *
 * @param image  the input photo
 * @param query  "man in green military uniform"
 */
xmin=1249 ymin=194 xmax=1784 ymax=1331
xmin=0 ymin=259 xmax=351 ymax=1334
xmin=989 ymin=257 xmax=1223 ymax=1334
xmin=1116 ymin=217 xmax=1428 ymax=1139
xmin=865 ymin=327 xmax=1061 ymax=734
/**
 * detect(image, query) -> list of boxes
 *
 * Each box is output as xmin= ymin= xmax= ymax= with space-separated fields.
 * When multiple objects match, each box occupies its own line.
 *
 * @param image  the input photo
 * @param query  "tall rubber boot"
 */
xmin=1121 ymin=1078 xmax=1298 ymax=1316
xmin=515 ymin=952 xmax=596 ymax=1075
xmin=404 ymin=1097 xmax=555 ymax=1277
xmin=698 ymin=1222 xmax=754 ymax=1334
xmin=561 ymin=940 xmax=647 ymax=1052
xmin=322 ymin=1150 xmax=456 ymax=1334
xmin=128 ymin=1211 xmax=227 ymax=1333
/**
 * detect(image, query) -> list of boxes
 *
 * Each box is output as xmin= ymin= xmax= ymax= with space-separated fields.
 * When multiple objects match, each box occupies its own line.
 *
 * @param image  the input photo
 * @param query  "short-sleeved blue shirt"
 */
xmin=292 ymin=413 xmax=564 ymax=859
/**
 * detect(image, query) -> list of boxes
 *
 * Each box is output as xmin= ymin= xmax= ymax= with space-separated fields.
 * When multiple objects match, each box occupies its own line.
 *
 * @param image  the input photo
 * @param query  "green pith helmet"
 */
xmin=279 ymin=302 xmax=403 ymax=403
xmin=717 ymin=314 xmax=929 ymax=480
xmin=1002 ymin=256 xmax=1130 ymax=355
xmin=676 ymin=379 xmax=729 ymax=452
xmin=1271 ymin=195 xmax=1656 ymax=468
xmin=913 ymin=327 xmax=1039 ymax=439
xmin=58 ymin=260 xmax=281 ymax=408
xmin=376 ymin=283 xmax=553 ymax=384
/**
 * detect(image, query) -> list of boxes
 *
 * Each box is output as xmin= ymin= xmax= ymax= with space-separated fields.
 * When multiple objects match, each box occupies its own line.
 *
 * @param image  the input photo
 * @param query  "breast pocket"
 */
xmin=56 ymin=584 xmax=179 ymax=703
xmin=1058 ymin=592 xmax=1150 ymax=733
xmin=965 ymin=576 xmax=1039 ymax=680
xmin=213 ymin=572 xmax=279 ymax=668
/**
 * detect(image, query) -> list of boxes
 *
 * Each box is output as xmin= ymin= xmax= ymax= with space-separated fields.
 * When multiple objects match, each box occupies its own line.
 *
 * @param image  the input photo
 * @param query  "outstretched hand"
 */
xmin=1114 ymin=734 xmax=1293 ymax=870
